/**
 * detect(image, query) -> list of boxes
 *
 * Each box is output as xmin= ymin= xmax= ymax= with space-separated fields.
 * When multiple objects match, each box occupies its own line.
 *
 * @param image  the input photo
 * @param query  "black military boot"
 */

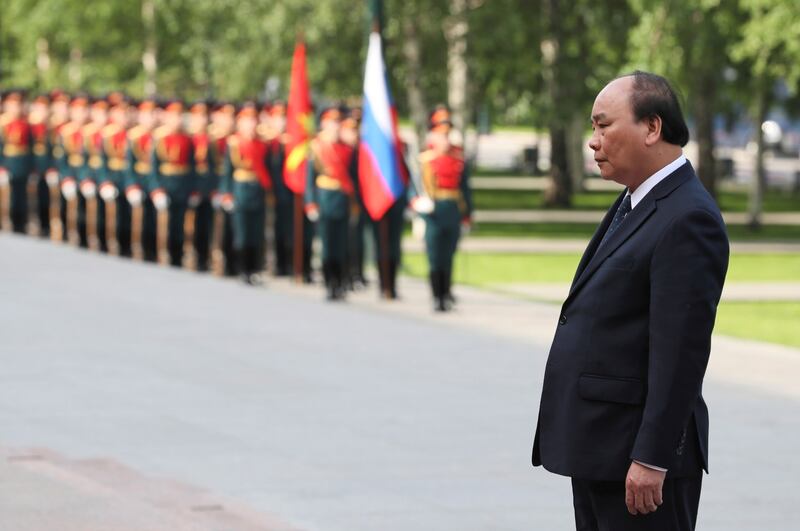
xmin=322 ymin=261 xmax=335 ymax=300
xmin=388 ymin=261 xmax=398 ymax=300
xmin=444 ymin=269 xmax=456 ymax=306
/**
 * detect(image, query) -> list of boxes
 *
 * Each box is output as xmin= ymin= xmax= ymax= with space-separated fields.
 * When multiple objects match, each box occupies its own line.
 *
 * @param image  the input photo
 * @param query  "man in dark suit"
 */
xmin=532 ymin=71 xmax=729 ymax=530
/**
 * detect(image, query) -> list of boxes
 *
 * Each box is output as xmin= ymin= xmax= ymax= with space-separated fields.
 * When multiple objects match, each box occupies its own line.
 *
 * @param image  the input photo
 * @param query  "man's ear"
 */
xmin=644 ymin=115 xmax=662 ymax=146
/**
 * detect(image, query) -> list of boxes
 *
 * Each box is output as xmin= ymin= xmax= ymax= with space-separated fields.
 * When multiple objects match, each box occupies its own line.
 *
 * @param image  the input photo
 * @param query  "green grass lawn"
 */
xmin=402 ymin=252 xmax=800 ymax=286
xmin=402 ymin=251 xmax=800 ymax=348
xmin=715 ymin=302 xmax=800 ymax=349
xmin=447 ymin=222 xmax=800 ymax=241
xmin=472 ymin=188 xmax=800 ymax=213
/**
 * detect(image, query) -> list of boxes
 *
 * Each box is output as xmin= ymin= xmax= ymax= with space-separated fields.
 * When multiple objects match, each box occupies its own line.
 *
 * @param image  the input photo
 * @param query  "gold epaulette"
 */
xmin=0 ymin=115 xmax=11 ymax=128
xmin=152 ymin=125 xmax=171 ymax=140
xmin=226 ymin=135 xmax=240 ymax=148
xmin=418 ymin=149 xmax=436 ymax=164
xmin=80 ymin=123 xmax=99 ymax=136
xmin=127 ymin=124 xmax=148 ymax=141
xmin=60 ymin=121 xmax=79 ymax=137
xmin=101 ymin=123 xmax=122 ymax=138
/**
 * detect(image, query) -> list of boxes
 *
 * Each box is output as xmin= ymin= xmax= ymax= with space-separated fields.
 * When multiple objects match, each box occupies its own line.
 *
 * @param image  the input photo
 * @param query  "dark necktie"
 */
xmin=598 ymin=194 xmax=632 ymax=249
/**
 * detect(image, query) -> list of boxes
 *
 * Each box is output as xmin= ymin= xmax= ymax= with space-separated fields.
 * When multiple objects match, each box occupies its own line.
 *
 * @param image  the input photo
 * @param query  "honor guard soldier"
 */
xmin=268 ymin=101 xmax=314 ymax=282
xmin=0 ymin=90 xmax=33 ymax=233
xmin=220 ymin=103 xmax=272 ymax=285
xmin=80 ymin=98 xmax=111 ymax=251
xmin=48 ymin=90 xmax=70 ymax=241
xmin=305 ymin=106 xmax=358 ymax=301
xmin=28 ymin=94 xmax=53 ymax=237
xmin=56 ymin=94 xmax=90 ymax=246
xmin=412 ymin=107 xmax=473 ymax=312
xmin=125 ymin=98 xmax=159 ymax=261
xmin=98 ymin=97 xmax=132 ymax=257
xmin=209 ymin=102 xmax=237 ymax=276
xmin=148 ymin=100 xmax=196 ymax=267
xmin=340 ymin=106 xmax=369 ymax=289
xmin=188 ymin=101 xmax=215 ymax=271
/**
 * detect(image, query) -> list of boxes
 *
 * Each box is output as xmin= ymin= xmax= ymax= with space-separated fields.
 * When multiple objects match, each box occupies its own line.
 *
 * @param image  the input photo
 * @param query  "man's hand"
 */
xmin=625 ymin=461 xmax=665 ymax=515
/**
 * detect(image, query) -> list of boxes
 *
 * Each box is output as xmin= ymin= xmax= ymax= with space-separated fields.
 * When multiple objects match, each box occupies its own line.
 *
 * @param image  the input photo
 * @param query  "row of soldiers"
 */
xmin=0 ymin=88 xmax=472 ymax=311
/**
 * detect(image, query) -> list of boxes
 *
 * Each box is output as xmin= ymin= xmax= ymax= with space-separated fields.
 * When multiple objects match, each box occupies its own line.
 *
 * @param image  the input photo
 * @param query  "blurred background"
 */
xmin=1 ymin=1 xmax=799 ymax=529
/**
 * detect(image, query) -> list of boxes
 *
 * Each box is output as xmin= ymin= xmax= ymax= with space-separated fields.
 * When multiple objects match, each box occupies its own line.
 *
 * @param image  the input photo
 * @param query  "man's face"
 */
xmin=70 ymin=105 xmax=88 ymax=124
xmin=4 ymin=99 xmax=22 ymax=119
xmin=190 ymin=112 xmax=208 ymax=133
xmin=237 ymin=115 xmax=257 ymax=138
xmin=52 ymin=101 xmax=69 ymax=122
xmin=111 ymin=107 xmax=129 ymax=128
xmin=271 ymin=115 xmax=286 ymax=134
xmin=91 ymin=107 xmax=108 ymax=126
xmin=163 ymin=110 xmax=182 ymax=130
xmin=138 ymin=109 xmax=155 ymax=129
xmin=428 ymin=129 xmax=450 ymax=153
xmin=588 ymin=77 xmax=649 ymax=186
xmin=321 ymin=118 xmax=341 ymax=138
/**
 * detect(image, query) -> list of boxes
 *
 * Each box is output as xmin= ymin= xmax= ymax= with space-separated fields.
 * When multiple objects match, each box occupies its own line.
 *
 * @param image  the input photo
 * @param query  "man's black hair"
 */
xmin=622 ymin=71 xmax=689 ymax=147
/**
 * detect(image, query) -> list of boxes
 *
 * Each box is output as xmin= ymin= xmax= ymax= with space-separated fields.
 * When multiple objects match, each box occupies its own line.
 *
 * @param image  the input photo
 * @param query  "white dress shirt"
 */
xmin=628 ymin=153 xmax=686 ymax=474
xmin=627 ymin=154 xmax=687 ymax=210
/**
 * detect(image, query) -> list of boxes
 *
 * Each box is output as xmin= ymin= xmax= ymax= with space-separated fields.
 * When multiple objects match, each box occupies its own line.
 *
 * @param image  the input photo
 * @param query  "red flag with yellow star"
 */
xmin=284 ymin=40 xmax=314 ymax=193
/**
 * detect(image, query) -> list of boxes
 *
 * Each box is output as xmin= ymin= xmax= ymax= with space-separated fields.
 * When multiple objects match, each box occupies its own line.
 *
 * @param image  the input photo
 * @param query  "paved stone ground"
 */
xmin=1 ymin=233 xmax=799 ymax=530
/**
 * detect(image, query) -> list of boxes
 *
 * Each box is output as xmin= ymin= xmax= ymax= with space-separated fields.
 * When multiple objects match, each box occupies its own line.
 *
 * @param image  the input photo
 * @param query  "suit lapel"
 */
xmin=569 ymin=190 xmax=625 ymax=287
xmin=563 ymin=162 xmax=695 ymax=308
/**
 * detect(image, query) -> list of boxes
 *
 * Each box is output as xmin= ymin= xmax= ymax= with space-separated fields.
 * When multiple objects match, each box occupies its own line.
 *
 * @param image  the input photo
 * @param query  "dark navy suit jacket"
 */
xmin=532 ymin=161 xmax=729 ymax=481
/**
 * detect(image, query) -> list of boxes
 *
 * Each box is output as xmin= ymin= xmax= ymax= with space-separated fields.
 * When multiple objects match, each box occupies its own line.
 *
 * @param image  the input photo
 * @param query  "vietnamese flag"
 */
xmin=284 ymin=40 xmax=314 ymax=194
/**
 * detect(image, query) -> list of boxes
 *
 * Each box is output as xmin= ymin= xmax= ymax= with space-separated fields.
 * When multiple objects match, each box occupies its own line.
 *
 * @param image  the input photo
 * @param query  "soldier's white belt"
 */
xmin=134 ymin=161 xmax=151 ymax=174
xmin=108 ymin=157 xmax=126 ymax=171
xmin=316 ymin=175 xmax=342 ymax=191
xmin=3 ymin=145 xmax=29 ymax=157
xmin=159 ymin=162 xmax=190 ymax=176
xmin=233 ymin=169 xmax=258 ymax=182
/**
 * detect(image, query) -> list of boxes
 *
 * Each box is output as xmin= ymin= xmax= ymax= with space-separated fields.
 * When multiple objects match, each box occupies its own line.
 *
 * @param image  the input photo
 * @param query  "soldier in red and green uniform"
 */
xmin=0 ymin=90 xmax=33 ymax=233
xmin=55 ymin=95 xmax=90 ymax=247
xmin=268 ymin=101 xmax=314 ymax=282
xmin=125 ymin=99 xmax=158 ymax=261
xmin=28 ymin=94 xmax=53 ymax=236
xmin=80 ymin=98 xmax=110 ymax=251
xmin=48 ymin=90 xmax=71 ymax=241
xmin=340 ymin=106 xmax=369 ymax=290
xmin=98 ymin=96 xmax=133 ymax=257
xmin=148 ymin=100 xmax=196 ymax=267
xmin=412 ymin=107 xmax=473 ymax=312
xmin=188 ymin=101 xmax=215 ymax=271
xmin=220 ymin=103 xmax=272 ymax=285
xmin=209 ymin=102 xmax=237 ymax=275
xmin=305 ymin=106 xmax=358 ymax=300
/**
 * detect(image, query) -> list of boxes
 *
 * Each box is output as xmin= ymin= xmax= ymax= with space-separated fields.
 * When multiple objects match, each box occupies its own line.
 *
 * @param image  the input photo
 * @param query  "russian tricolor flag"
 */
xmin=359 ymin=31 xmax=407 ymax=221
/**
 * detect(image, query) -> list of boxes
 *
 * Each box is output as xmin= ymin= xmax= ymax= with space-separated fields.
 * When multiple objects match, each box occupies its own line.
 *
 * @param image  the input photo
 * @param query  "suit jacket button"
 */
xmin=559 ymin=314 xmax=567 ymax=325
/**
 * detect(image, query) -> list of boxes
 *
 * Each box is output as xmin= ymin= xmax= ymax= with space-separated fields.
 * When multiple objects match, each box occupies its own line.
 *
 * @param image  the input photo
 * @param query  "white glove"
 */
xmin=211 ymin=192 xmax=223 ymax=209
xmin=152 ymin=191 xmax=170 ymax=211
xmin=221 ymin=194 xmax=235 ymax=212
xmin=305 ymin=204 xmax=320 ymax=222
xmin=126 ymin=187 xmax=143 ymax=206
xmin=80 ymin=181 xmax=97 ymax=198
xmin=0 ymin=169 xmax=9 ymax=186
xmin=62 ymin=179 xmax=78 ymax=200
xmin=411 ymin=196 xmax=434 ymax=214
xmin=188 ymin=192 xmax=202 ymax=209
xmin=99 ymin=183 xmax=119 ymax=201
xmin=45 ymin=170 xmax=60 ymax=187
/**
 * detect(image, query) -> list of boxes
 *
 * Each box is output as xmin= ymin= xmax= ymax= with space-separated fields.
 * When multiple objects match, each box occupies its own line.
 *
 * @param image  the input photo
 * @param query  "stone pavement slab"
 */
xmin=1 ymin=233 xmax=799 ymax=530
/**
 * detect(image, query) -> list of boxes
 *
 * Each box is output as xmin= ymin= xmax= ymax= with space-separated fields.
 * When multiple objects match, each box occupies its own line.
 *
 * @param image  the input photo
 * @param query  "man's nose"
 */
xmin=588 ymin=131 xmax=600 ymax=151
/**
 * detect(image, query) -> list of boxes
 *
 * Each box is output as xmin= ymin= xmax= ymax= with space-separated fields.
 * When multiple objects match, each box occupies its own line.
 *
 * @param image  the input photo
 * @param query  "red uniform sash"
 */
xmin=313 ymin=138 xmax=354 ymax=194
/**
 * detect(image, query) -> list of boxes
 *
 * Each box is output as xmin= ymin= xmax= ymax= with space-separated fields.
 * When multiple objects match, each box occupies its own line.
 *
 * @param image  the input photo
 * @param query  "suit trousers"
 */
xmin=571 ymin=476 xmax=701 ymax=531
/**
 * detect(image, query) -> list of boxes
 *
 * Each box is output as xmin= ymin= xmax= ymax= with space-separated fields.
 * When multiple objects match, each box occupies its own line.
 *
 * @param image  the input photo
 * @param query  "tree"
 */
xmin=732 ymin=0 xmax=800 ymax=227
